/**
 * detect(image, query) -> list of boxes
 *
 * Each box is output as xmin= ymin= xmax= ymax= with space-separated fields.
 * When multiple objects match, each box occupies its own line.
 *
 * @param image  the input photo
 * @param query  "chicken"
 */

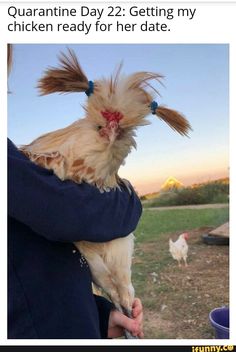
xmin=169 ymin=233 xmax=189 ymax=267
xmin=20 ymin=49 xmax=191 ymax=338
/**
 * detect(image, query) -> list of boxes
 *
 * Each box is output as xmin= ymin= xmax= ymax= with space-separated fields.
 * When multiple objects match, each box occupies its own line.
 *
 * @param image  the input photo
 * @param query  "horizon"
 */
xmin=137 ymin=173 xmax=229 ymax=196
xmin=8 ymin=44 xmax=229 ymax=194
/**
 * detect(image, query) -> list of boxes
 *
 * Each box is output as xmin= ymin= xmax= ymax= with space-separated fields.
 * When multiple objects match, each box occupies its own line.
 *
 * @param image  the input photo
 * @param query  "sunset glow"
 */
xmin=8 ymin=44 xmax=229 ymax=197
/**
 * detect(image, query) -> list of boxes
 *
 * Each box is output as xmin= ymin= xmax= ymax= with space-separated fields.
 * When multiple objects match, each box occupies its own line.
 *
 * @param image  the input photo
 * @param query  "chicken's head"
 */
xmin=38 ymin=49 xmax=192 ymax=146
xmin=25 ymin=49 xmax=193 ymax=189
xmin=182 ymin=232 xmax=190 ymax=240
xmin=97 ymin=110 xmax=123 ymax=143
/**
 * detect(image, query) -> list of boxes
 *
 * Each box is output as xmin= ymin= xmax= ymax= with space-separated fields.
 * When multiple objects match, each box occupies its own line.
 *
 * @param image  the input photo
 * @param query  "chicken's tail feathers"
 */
xmin=38 ymin=48 xmax=90 ymax=96
xmin=153 ymin=105 xmax=192 ymax=137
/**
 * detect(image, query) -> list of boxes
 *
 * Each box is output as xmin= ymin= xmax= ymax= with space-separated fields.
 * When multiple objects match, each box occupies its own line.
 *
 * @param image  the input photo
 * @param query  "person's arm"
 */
xmin=8 ymin=139 xmax=142 ymax=243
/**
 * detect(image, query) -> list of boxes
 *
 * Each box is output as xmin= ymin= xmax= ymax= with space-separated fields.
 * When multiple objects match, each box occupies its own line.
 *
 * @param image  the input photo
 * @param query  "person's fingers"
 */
xmin=133 ymin=306 xmax=142 ymax=318
xmin=138 ymin=331 xmax=144 ymax=339
xmin=132 ymin=298 xmax=144 ymax=337
xmin=109 ymin=304 xmax=144 ymax=338
xmin=132 ymin=297 xmax=141 ymax=308
xmin=115 ymin=310 xmax=139 ymax=333
xmin=132 ymin=298 xmax=143 ymax=318
xmin=108 ymin=326 xmax=123 ymax=338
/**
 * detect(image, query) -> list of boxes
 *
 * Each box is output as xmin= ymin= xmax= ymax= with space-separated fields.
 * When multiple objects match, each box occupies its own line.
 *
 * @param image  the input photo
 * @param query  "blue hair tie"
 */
xmin=85 ymin=80 xmax=94 ymax=97
xmin=150 ymin=101 xmax=158 ymax=114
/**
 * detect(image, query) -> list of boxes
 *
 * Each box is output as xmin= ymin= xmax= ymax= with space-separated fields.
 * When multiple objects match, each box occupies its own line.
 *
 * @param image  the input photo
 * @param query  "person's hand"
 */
xmin=108 ymin=298 xmax=144 ymax=338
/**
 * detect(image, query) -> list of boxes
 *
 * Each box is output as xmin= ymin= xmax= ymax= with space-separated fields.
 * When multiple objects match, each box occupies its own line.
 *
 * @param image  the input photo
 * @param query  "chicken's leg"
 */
xmin=122 ymin=307 xmax=139 ymax=339
xmin=75 ymin=235 xmax=138 ymax=339
xmin=183 ymin=256 xmax=188 ymax=267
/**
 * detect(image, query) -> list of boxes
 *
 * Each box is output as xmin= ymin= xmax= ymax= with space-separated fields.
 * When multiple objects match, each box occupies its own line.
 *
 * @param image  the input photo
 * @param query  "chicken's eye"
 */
xmin=97 ymin=126 xmax=103 ymax=131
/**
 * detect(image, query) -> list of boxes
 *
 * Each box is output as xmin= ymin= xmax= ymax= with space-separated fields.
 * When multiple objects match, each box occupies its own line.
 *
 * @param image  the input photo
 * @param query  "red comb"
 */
xmin=101 ymin=110 xmax=123 ymax=123
xmin=183 ymin=232 xmax=190 ymax=240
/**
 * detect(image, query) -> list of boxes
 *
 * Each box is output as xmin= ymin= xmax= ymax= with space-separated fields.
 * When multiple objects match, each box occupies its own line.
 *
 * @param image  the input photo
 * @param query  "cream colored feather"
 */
xmin=20 ymin=49 xmax=191 ymax=338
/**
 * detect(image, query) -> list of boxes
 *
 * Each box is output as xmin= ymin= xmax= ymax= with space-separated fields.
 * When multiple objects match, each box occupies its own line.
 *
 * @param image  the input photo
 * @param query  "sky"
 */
xmin=8 ymin=44 xmax=229 ymax=195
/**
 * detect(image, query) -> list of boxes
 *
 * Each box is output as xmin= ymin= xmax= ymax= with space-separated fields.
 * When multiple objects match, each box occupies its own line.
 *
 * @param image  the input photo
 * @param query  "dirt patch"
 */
xmin=145 ymin=204 xmax=229 ymax=211
xmin=144 ymin=310 xmax=175 ymax=339
xmin=134 ymin=227 xmax=229 ymax=339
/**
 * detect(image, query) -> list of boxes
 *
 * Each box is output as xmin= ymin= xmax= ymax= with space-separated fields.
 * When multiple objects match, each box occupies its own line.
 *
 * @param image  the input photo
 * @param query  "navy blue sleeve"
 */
xmin=8 ymin=139 xmax=142 ymax=243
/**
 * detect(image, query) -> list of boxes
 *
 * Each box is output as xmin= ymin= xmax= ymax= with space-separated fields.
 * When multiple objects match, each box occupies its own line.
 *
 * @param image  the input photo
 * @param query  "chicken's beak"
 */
xmin=99 ymin=120 xmax=122 ymax=143
xmin=107 ymin=121 xmax=120 ymax=144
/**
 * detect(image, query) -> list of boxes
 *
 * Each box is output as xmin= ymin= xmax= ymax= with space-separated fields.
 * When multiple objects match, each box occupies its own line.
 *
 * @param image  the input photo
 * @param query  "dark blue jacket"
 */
xmin=8 ymin=139 xmax=142 ymax=339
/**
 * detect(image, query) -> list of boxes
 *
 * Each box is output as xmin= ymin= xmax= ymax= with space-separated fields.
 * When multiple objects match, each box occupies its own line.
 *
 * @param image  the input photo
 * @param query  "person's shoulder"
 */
xmin=8 ymin=138 xmax=19 ymax=156
xmin=8 ymin=138 xmax=16 ymax=151
xmin=8 ymin=138 xmax=28 ymax=161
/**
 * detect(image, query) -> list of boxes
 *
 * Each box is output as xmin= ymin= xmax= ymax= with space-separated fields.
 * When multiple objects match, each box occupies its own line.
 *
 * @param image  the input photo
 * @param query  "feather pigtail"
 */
xmin=151 ymin=103 xmax=192 ymax=137
xmin=38 ymin=48 xmax=91 ymax=95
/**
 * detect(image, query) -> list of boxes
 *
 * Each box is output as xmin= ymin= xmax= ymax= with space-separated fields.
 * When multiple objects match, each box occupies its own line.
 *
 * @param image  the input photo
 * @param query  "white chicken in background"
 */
xmin=169 ymin=233 xmax=189 ymax=267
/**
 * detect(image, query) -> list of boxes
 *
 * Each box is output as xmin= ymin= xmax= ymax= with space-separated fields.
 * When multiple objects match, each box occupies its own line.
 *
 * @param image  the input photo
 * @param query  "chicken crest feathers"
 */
xmin=37 ymin=48 xmax=191 ymax=136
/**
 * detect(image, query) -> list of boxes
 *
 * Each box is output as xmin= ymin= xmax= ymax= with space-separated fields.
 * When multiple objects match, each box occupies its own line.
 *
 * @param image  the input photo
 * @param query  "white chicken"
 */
xmin=169 ymin=233 xmax=189 ymax=267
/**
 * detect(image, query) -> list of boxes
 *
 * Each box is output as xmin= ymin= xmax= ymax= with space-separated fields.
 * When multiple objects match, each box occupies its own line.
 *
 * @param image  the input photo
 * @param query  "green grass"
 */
xmin=132 ymin=206 xmax=229 ymax=338
xmin=135 ymin=207 xmax=229 ymax=243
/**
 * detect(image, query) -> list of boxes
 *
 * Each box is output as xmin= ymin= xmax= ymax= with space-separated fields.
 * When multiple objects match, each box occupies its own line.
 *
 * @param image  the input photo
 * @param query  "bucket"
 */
xmin=209 ymin=306 xmax=229 ymax=339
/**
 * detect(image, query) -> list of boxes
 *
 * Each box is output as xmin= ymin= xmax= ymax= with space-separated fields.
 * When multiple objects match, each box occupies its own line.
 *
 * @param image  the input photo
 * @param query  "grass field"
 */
xmin=133 ymin=206 xmax=229 ymax=339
